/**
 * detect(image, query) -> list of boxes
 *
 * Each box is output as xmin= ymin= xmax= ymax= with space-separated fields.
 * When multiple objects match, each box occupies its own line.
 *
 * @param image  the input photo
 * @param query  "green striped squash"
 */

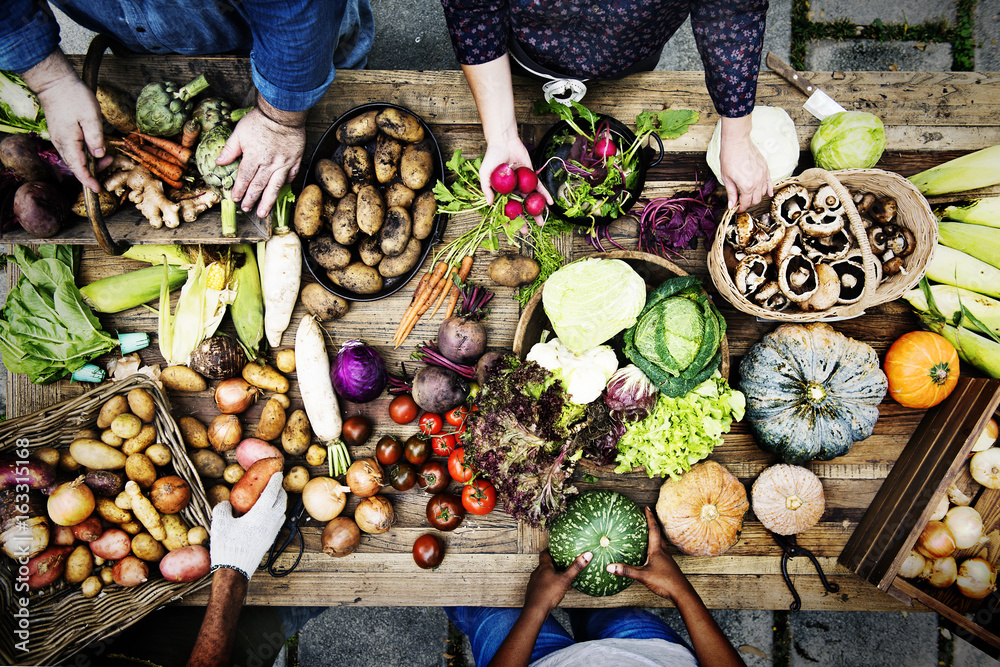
xmin=549 ymin=491 xmax=648 ymax=597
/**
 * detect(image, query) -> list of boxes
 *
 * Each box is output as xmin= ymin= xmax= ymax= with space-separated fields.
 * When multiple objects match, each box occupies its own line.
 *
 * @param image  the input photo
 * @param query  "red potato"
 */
xmin=112 ymin=555 xmax=149 ymax=587
xmin=230 ymin=457 xmax=283 ymax=515
xmin=53 ymin=525 xmax=76 ymax=546
xmin=159 ymin=545 xmax=211 ymax=582
xmin=235 ymin=438 xmax=284 ymax=470
xmin=71 ymin=515 xmax=103 ymax=542
xmin=89 ymin=528 xmax=132 ymax=560
xmin=26 ymin=546 xmax=72 ymax=590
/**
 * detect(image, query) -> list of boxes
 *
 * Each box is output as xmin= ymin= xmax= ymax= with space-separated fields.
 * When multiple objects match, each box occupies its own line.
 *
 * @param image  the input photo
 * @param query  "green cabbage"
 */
xmin=542 ymin=258 xmax=646 ymax=354
xmin=810 ymin=111 xmax=886 ymax=170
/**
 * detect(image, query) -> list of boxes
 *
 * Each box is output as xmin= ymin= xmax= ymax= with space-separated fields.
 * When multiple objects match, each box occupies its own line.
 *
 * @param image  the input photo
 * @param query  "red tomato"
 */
xmin=426 ymin=493 xmax=465 ymax=531
xmin=448 ymin=448 xmax=476 ymax=483
xmin=418 ymin=413 xmax=443 ymax=435
xmin=412 ymin=533 xmax=445 ymax=569
xmin=417 ymin=460 xmax=450 ymax=494
xmin=462 ymin=479 xmax=497 ymax=515
xmin=445 ymin=406 xmax=468 ymax=427
xmin=431 ymin=433 xmax=456 ymax=457
xmin=389 ymin=395 xmax=418 ymax=424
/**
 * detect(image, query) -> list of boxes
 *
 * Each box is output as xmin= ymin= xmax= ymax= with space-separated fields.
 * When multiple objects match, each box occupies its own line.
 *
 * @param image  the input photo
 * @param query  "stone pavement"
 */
xmin=43 ymin=0 xmax=1000 ymax=665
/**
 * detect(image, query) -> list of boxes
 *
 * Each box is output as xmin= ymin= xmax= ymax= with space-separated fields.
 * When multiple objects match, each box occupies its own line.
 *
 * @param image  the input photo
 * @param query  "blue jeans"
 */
xmin=445 ymin=606 xmax=692 ymax=666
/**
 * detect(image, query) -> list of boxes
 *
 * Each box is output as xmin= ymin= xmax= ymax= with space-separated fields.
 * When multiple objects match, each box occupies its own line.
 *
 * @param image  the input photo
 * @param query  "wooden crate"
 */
xmin=839 ymin=377 xmax=1000 ymax=654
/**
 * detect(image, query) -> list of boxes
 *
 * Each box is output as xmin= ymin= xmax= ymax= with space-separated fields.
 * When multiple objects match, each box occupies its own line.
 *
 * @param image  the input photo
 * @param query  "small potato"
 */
xmin=356 ymin=185 xmax=386 ymax=236
xmin=309 ymin=235 xmax=352 ymax=271
xmin=90 ymin=528 xmax=132 ymax=560
xmin=401 ymin=143 xmax=433 ymax=190
xmin=59 ymin=449 xmax=81 ymax=472
xmin=336 ymin=109 xmax=378 ymax=145
xmin=342 ymin=146 xmax=374 ymax=193
xmin=179 ymin=416 xmax=210 ymax=449
xmin=322 ymin=197 xmax=337 ymax=227
xmin=93 ymin=555 xmax=105 ymax=567
xmin=305 ymin=444 xmax=327 ymax=467
xmin=120 ymin=521 xmax=142 ymax=535
xmin=300 ymin=282 xmax=349 ymax=322
xmin=70 ymin=439 xmax=127 ymax=470
xmin=99 ymin=567 xmax=115 ymax=586
xmin=376 ymin=107 xmax=425 ymax=143
xmin=131 ymin=533 xmax=166 ymax=562
xmin=206 ymin=485 xmax=231 ymax=507
xmin=315 ymin=158 xmax=348 ymax=198
xmin=411 ymin=190 xmax=437 ymax=241
xmin=75 ymin=428 xmax=101 ymax=441
xmin=330 ymin=193 xmax=360 ymax=245
xmin=145 ymin=443 xmax=172 ymax=466
xmin=230 ymin=457 xmax=283 ymax=515
xmin=114 ymin=491 xmax=132 ymax=511
xmin=271 ymin=392 xmax=292 ymax=410
xmin=283 ymin=465 xmax=310 ymax=493
xmin=243 ymin=362 xmax=289 ymax=394
xmin=327 ymin=262 xmax=384 ymax=295
xmin=374 ymin=134 xmax=402 ymax=184
xmin=224 ymin=463 xmax=245 ymax=485
xmin=380 ymin=206 xmax=412 ymax=257
xmin=113 ymin=555 xmax=149 ymax=587
xmin=275 ymin=349 xmax=295 ymax=374
xmin=95 ymin=85 xmax=137 ymax=135
xmin=358 ymin=234 xmax=384 ymax=267
xmin=488 ymin=254 xmax=541 ymax=288
xmin=85 ymin=470 xmax=125 ymax=497
xmin=97 ymin=497 xmax=132 ymax=524
xmin=162 ymin=514 xmax=191 ymax=551
xmin=161 ymin=366 xmax=207 ymax=392
xmin=294 ymin=184 xmax=324 ymax=238
xmin=101 ymin=429 xmax=124 ymax=447
xmin=378 ymin=237 xmax=422 ymax=278
xmin=81 ymin=575 xmax=102 ymax=598
xmin=34 ymin=447 xmax=60 ymax=468
xmin=187 ymin=526 xmax=209 ymax=546
xmin=282 ymin=409 xmax=312 ymax=456
xmin=65 ymin=544 xmax=93 ymax=584
xmin=385 ymin=182 xmax=415 ymax=209
xmin=111 ymin=413 xmax=142 ymax=439
xmin=98 ymin=395 xmax=129 ymax=429
xmin=127 ymin=388 xmax=156 ymax=423
xmin=255 ymin=397 xmax=287 ymax=441
xmin=190 ymin=449 xmax=226 ymax=479
xmin=122 ymin=424 xmax=156 ymax=456
xmin=125 ymin=453 xmax=157 ymax=489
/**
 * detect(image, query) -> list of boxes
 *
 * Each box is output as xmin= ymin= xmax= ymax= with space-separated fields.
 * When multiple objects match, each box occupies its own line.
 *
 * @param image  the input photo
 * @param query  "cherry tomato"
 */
xmin=451 ymin=421 xmax=467 ymax=437
xmin=418 ymin=413 xmax=443 ymax=435
xmin=426 ymin=492 xmax=465 ymax=531
xmin=462 ymin=479 xmax=497 ymax=515
xmin=341 ymin=415 xmax=373 ymax=447
xmin=445 ymin=406 xmax=468 ymax=427
xmin=389 ymin=395 xmax=418 ymax=424
xmin=448 ymin=448 xmax=476 ymax=483
xmin=431 ymin=433 xmax=456 ymax=457
xmin=418 ymin=460 xmax=450 ymax=494
xmin=388 ymin=462 xmax=417 ymax=491
xmin=412 ymin=533 xmax=445 ymax=569
xmin=375 ymin=436 xmax=403 ymax=466
xmin=405 ymin=434 xmax=431 ymax=465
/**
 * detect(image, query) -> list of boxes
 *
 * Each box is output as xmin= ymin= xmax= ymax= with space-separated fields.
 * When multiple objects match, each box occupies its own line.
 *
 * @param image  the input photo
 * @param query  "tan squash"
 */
xmin=751 ymin=464 xmax=825 ymax=535
xmin=655 ymin=460 xmax=749 ymax=557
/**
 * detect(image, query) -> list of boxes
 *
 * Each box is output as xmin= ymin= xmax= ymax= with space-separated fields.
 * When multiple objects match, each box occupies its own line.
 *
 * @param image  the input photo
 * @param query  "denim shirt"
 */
xmin=1 ymin=0 xmax=374 ymax=112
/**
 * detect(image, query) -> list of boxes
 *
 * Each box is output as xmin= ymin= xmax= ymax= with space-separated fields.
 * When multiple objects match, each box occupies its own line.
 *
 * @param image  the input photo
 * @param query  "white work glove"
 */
xmin=209 ymin=473 xmax=287 ymax=581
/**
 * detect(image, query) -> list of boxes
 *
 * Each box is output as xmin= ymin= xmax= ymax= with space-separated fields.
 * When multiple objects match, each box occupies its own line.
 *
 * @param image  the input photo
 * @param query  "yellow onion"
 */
xmin=355 ymin=495 xmax=394 ymax=534
xmin=899 ymin=550 xmax=926 ymax=579
xmin=322 ymin=517 xmax=361 ymax=558
xmin=928 ymin=495 xmax=949 ymax=522
xmin=956 ymin=558 xmax=997 ymax=599
xmin=944 ymin=506 xmax=984 ymax=549
xmin=214 ymin=378 xmax=259 ymax=414
xmin=970 ymin=447 xmax=1000 ymax=489
xmin=208 ymin=414 xmax=242 ymax=452
xmin=916 ymin=521 xmax=956 ymax=559
xmin=922 ymin=556 xmax=957 ymax=588
xmin=47 ymin=476 xmax=95 ymax=526
xmin=346 ymin=458 xmax=383 ymax=498
xmin=302 ymin=477 xmax=351 ymax=522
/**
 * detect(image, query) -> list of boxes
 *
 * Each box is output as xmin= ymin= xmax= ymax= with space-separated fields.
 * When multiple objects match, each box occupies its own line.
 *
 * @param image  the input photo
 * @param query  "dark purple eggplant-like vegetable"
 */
xmin=188 ymin=335 xmax=247 ymax=380
xmin=412 ymin=365 xmax=469 ymax=414
xmin=437 ymin=316 xmax=487 ymax=365
xmin=0 ymin=458 xmax=56 ymax=491
xmin=14 ymin=181 xmax=64 ymax=238
xmin=331 ymin=340 xmax=387 ymax=403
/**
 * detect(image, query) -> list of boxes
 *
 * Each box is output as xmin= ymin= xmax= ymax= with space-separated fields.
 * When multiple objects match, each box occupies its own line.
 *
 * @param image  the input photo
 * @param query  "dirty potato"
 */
xmin=411 ymin=190 xmax=437 ymax=240
xmin=400 ymin=143 xmax=433 ymax=190
xmin=336 ymin=110 xmax=379 ymax=145
xmin=308 ymin=235 xmax=351 ymax=271
xmin=374 ymin=134 xmax=402 ymax=184
xmin=375 ymin=108 xmax=425 ymax=143
xmin=378 ymin=237 xmax=422 ymax=278
xmin=342 ymin=146 xmax=373 ymax=192
xmin=385 ymin=182 xmax=415 ymax=209
xmin=380 ymin=206 xmax=412 ymax=257
xmin=300 ymin=283 xmax=350 ymax=321
xmin=488 ymin=254 xmax=541 ymax=287
xmin=294 ymin=184 xmax=324 ymax=238
xmin=358 ymin=234 xmax=384 ymax=267
xmin=315 ymin=158 xmax=348 ymax=198
xmin=356 ymin=185 xmax=386 ymax=236
xmin=330 ymin=193 xmax=360 ymax=246
xmin=327 ymin=262 xmax=384 ymax=295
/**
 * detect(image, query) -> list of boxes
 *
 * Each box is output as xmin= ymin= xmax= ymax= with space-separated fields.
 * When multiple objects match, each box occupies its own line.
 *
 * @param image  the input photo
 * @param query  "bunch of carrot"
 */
xmin=393 ymin=254 xmax=474 ymax=348
xmin=108 ymin=124 xmax=200 ymax=190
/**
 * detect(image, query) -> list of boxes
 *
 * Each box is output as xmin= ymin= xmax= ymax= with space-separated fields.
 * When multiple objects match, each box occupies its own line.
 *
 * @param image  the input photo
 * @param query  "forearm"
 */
xmin=255 ymin=93 xmax=307 ymax=129
xmin=672 ymin=586 xmax=746 ymax=667
xmin=461 ymin=58 xmax=519 ymax=145
xmin=21 ymin=49 xmax=78 ymax=95
xmin=186 ymin=568 xmax=249 ymax=667
xmin=487 ymin=605 xmax=548 ymax=667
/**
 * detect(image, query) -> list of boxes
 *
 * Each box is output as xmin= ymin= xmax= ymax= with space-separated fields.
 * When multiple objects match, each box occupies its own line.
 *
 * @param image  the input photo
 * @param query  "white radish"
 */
xmin=294 ymin=315 xmax=350 ymax=475
xmin=262 ymin=223 xmax=302 ymax=347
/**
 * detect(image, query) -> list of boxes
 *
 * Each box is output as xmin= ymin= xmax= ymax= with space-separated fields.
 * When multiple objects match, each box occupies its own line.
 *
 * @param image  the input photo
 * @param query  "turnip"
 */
xmin=524 ymin=192 xmax=547 ymax=216
xmin=504 ymin=200 xmax=523 ymax=220
xmin=490 ymin=163 xmax=516 ymax=194
xmin=516 ymin=166 xmax=538 ymax=193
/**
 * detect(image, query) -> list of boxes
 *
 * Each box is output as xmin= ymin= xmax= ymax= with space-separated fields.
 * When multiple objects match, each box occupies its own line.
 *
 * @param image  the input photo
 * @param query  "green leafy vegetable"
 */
xmin=810 ymin=110 xmax=886 ymax=170
xmin=0 ymin=70 xmax=48 ymax=139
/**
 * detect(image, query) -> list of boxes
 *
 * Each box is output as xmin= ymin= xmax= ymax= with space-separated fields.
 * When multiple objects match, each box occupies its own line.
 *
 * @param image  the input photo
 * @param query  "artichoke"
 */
xmin=196 ymin=124 xmax=240 ymax=236
xmin=136 ymin=73 xmax=210 ymax=137
xmin=192 ymin=97 xmax=232 ymax=133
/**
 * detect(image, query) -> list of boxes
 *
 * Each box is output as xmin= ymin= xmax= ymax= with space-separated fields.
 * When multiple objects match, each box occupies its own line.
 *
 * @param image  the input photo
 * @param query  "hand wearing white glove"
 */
xmin=209 ymin=473 xmax=287 ymax=581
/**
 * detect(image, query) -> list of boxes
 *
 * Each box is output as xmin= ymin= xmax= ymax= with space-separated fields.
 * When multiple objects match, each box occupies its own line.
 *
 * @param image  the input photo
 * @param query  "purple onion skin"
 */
xmin=331 ymin=340 xmax=387 ymax=403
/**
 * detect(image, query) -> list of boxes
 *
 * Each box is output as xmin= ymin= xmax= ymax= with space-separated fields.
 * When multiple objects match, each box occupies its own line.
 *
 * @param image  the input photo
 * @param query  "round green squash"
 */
xmin=549 ymin=490 xmax=648 ymax=597
xmin=739 ymin=322 xmax=887 ymax=465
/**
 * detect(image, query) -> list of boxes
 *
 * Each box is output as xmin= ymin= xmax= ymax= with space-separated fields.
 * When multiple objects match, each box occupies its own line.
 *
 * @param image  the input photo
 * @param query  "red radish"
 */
xmin=594 ymin=136 xmax=617 ymax=158
xmin=515 ymin=166 xmax=538 ymax=193
xmin=504 ymin=200 xmax=524 ymax=219
xmin=490 ymin=164 xmax=517 ymax=194
xmin=524 ymin=192 xmax=547 ymax=216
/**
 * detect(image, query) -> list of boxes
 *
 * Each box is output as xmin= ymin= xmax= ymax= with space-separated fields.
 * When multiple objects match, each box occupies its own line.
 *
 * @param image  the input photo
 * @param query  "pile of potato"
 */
xmin=295 ymin=106 xmax=438 ymax=296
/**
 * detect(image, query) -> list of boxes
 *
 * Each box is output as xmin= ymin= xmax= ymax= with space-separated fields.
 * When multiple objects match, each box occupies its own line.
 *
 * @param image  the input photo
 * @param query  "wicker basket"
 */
xmin=707 ymin=167 xmax=937 ymax=321
xmin=0 ymin=376 xmax=212 ymax=666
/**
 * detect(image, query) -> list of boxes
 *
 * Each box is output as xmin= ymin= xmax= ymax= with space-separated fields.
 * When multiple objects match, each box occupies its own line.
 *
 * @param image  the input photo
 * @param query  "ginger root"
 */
xmin=178 ymin=189 xmax=221 ymax=222
xmin=102 ymin=154 xmax=180 ymax=229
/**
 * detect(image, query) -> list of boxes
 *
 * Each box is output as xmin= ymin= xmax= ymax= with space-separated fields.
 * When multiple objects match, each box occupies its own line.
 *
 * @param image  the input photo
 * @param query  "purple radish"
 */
xmin=524 ymin=192 xmax=546 ymax=216
xmin=490 ymin=164 xmax=517 ymax=194
xmin=515 ymin=166 xmax=538 ymax=193
xmin=504 ymin=200 xmax=524 ymax=219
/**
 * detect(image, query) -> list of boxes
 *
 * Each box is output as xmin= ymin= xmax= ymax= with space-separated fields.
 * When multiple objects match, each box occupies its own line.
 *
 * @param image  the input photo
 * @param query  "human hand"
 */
xmin=718 ymin=115 xmax=772 ymax=212
xmin=523 ymin=550 xmax=591 ymax=614
xmin=607 ymin=507 xmax=693 ymax=602
xmin=217 ymin=106 xmax=305 ymax=218
xmin=209 ymin=473 xmax=287 ymax=581
xmin=479 ymin=138 xmax=552 ymax=227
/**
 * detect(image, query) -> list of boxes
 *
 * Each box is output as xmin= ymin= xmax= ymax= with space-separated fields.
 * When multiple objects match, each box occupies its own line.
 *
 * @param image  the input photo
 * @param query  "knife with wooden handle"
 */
xmin=765 ymin=52 xmax=847 ymax=120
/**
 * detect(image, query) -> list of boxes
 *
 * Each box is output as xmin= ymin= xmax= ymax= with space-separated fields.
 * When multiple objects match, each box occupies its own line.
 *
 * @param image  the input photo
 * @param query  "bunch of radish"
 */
xmin=490 ymin=164 xmax=547 ymax=219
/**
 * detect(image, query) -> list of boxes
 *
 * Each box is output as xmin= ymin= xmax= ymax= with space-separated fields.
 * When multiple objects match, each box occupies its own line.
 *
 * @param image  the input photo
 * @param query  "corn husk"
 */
xmin=158 ymin=250 xmax=235 ymax=365
xmin=924 ymin=320 xmax=1000 ymax=378
xmin=938 ymin=221 xmax=1000 ymax=270
xmin=941 ymin=198 xmax=1000 ymax=229
xmin=910 ymin=145 xmax=1000 ymax=195
xmin=924 ymin=245 xmax=1000 ymax=299
xmin=904 ymin=285 xmax=1000 ymax=338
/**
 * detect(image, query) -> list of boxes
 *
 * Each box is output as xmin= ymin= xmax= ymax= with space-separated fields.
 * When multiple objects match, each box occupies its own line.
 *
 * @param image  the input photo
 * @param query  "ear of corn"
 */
xmin=81 ymin=265 xmax=187 ymax=313
xmin=123 ymin=244 xmax=192 ymax=266
xmin=924 ymin=245 xmax=1000 ymax=299
xmin=941 ymin=198 xmax=1000 ymax=228
xmin=158 ymin=249 xmax=235 ymax=365
xmin=231 ymin=244 xmax=264 ymax=359
xmin=938 ymin=222 xmax=1000 ymax=270
xmin=923 ymin=319 xmax=1000 ymax=378
xmin=910 ymin=145 xmax=1000 ymax=195
xmin=904 ymin=284 xmax=1000 ymax=337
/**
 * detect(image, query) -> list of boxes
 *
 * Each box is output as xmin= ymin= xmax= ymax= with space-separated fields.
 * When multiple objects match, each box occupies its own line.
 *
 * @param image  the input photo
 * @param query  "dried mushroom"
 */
xmin=771 ymin=185 xmax=811 ymax=225
xmin=778 ymin=255 xmax=818 ymax=303
xmin=734 ymin=255 xmax=771 ymax=295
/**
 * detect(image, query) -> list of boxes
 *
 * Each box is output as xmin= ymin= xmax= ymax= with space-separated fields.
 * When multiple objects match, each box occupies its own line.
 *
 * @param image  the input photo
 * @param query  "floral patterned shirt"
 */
xmin=439 ymin=0 xmax=768 ymax=117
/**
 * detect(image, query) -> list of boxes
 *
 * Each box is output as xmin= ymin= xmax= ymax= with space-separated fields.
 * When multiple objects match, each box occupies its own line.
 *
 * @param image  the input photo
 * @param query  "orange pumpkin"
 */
xmin=884 ymin=331 xmax=959 ymax=409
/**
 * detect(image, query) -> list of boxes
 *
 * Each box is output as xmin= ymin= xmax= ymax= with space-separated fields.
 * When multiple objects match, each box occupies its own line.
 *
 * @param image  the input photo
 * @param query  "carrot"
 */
xmin=394 ymin=262 xmax=447 ymax=348
xmin=181 ymin=120 xmax=201 ymax=150
xmin=112 ymin=146 xmax=184 ymax=189
xmin=443 ymin=255 xmax=475 ymax=319
xmin=136 ymin=142 xmax=185 ymax=168
xmin=132 ymin=132 xmax=193 ymax=165
xmin=429 ymin=266 xmax=458 ymax=317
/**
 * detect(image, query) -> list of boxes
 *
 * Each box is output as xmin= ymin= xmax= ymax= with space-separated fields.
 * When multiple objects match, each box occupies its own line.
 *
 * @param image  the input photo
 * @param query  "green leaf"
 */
xmin=446 ymin=149 xmax=465 ymax=175
xmin=635 ymin=111 xmax=658 ymax=137
xmin=652 ymin=110 xmax=699 ymax=140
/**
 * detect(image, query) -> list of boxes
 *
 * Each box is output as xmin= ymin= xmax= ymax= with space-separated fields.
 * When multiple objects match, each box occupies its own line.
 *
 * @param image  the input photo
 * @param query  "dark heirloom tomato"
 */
xmin=448 ymin=447 xmax=475 ymax=483
xmin=417 ymin=461 xmax=450 ymax=494
xmin=412 ymin=533 xmax=445 ymax=569
xmin=462 ymin=479 xmax=497 ymax=515
xmin=375 ymin=436 xmax=403 ymax=466
xmin=427 ymin=492 xmax=465 ymax=531
xmin=389 ymin=395 xmax=418 ymax=424
xmin=418 ymin=412 xmax=443 ymax=435
xmin=404 ymin=434 xmax=431 ymax=465
xmin=388 ymin=462 xmax=417 ymax=491
xmin=431 ymin=433 xmax=456 ymax=457
xmin=341 ymin=415 xmax=373 ymax=447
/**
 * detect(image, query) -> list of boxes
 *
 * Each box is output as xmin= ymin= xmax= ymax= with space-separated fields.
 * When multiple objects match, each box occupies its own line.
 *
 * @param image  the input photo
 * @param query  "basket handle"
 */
xmin=82 ymin=35 xmax=131 ymax=256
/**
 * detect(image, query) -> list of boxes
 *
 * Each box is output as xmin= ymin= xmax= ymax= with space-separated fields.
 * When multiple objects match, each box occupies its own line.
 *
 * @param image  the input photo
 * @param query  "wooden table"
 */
xmin=7 ymin=59 xmax=1000 ymax=611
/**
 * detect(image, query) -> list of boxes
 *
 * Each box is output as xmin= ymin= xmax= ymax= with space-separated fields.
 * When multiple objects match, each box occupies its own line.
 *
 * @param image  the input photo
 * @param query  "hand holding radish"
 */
xmin=479 ymin=141 xmax=553 ymax=226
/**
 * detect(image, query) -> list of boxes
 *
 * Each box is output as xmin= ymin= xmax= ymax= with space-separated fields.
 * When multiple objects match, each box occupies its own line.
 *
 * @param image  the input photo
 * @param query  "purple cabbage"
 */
xmin=603 ymin=364 xmax=658 ymax=422
xmin=331 ymin=340 xmax=387 ymax=403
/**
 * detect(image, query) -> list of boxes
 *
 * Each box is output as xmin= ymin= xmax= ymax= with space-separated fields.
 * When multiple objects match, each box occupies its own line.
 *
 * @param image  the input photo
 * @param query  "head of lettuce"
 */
xmin=542 ymin=258 xmax=647 ymax=354
xmin=810 ymin=111 xmax=886 ymax=170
